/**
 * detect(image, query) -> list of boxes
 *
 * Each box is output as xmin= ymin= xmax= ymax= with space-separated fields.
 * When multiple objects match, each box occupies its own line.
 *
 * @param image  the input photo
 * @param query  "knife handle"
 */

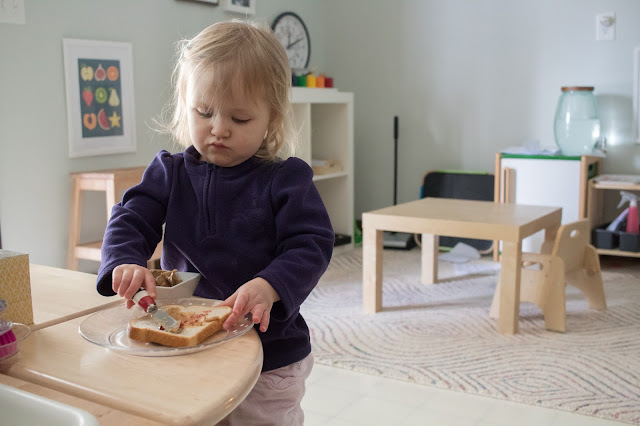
xmin=132 ymin=289 xmax=156 ymax=313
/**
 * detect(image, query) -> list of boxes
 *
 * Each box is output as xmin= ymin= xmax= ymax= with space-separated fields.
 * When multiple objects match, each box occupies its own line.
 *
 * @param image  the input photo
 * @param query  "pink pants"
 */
xmin=217 ymin=354 xmax=314 ymax=426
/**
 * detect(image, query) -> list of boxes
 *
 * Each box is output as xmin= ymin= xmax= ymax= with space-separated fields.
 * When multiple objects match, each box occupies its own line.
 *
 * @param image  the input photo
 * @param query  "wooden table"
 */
xmin=362 ymin=198 xmax=562 ymax=334
xmin=29 ymin=264 xmax=123 ymax=331
xmin=2 ymin=265 xmax=263 ymax=425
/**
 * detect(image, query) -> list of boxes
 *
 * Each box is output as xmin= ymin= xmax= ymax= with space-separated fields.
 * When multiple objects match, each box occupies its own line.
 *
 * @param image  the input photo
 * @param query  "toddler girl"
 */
xmin=96 ymin=20 xmax=334 ymax=425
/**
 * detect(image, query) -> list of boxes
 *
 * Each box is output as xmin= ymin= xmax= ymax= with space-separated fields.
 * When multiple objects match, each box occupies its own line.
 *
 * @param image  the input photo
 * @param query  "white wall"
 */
xmin=2 ymin=0 xmax=640 ymax=271
xmin=324 ymin=0 xmax=640 ymax=215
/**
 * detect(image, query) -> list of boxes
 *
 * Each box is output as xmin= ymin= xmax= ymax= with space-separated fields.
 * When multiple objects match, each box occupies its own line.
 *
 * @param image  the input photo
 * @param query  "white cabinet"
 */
xmin=291 ymin=87 xmax=354 ymax=248
xmin=495 ymin=153 xmax=601 ymax=252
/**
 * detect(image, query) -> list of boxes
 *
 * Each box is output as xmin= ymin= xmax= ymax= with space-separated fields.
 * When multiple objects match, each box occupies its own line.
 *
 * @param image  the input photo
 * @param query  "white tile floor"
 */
xmin=303 ymin=364 xmax=625 ymax=426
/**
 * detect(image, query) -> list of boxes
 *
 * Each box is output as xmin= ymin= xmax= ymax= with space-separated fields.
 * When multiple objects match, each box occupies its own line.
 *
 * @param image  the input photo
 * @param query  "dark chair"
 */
xmin=420 ymin=170 xmax=495 ymax=253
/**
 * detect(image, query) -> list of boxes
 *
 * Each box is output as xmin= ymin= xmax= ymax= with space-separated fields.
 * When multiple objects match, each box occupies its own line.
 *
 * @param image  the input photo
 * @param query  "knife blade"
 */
xmin=132 ymin=290 xmax=181 ymax=333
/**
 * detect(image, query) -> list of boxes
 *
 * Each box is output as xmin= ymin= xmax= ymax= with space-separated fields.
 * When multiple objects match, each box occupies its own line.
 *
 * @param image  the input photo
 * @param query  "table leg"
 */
xmin=421 ymin=234 xmax=438 ymax=284
xmin=497 ymin=241 xmax=522 ymax=334
xmin=363 ymin=222 xmax=383 ymax=313
xmin=540 ymin=222 xmax=560 ymax=255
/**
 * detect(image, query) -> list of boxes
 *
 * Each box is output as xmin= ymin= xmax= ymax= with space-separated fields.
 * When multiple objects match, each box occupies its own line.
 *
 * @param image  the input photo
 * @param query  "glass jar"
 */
xmin=553 ymin=86 xmax=601 ymax=155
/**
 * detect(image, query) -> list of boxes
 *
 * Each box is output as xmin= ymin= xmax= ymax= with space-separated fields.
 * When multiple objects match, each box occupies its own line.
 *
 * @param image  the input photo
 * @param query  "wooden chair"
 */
xmin=490 ymin=219 xmax=606 ymax=332
xmin=67 ymin=167 xmax=162 ymax=271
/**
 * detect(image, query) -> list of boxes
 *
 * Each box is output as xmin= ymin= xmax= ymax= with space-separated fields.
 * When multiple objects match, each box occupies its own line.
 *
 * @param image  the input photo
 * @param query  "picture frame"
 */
xmin=634 ymin=46 xmax=640 ymax=143
xmin=223 ymin=0 xmax=255 ymax=15
xmin=62 ymin=39 xmax=137 ymax=158
xmin=177 ymin=0 xmax=219 ymax=5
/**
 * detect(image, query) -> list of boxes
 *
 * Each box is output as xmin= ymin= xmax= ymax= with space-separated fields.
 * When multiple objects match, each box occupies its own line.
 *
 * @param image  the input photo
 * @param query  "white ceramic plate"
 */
xmin=78 ymin=298 xmax=252 ymax=357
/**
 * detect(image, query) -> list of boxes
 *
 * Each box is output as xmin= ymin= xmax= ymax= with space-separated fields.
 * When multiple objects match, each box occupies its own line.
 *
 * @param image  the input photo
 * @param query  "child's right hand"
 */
xmin=112 ymin=264 xmax=157 ymax=309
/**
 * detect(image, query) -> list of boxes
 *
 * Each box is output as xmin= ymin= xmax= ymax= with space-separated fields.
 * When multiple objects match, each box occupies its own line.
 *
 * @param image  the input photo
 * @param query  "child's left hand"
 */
xmin=219 ymin=277 xmax=280 ymax=332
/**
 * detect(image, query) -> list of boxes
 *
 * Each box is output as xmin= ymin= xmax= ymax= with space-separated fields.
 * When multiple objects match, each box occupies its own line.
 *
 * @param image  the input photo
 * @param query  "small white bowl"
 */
xmin=155 ymin=271 xmax=201 ymax=299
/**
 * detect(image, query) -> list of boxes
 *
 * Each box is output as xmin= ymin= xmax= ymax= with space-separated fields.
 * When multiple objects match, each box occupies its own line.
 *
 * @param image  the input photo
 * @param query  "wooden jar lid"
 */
xmin=561 ymin=86 xmax=594 ymax=92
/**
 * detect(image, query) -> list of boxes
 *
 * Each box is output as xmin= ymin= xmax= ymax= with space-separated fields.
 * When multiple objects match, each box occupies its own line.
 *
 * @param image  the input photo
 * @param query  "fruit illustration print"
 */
xmin=77 ymin=58 xmax=124 ymax=138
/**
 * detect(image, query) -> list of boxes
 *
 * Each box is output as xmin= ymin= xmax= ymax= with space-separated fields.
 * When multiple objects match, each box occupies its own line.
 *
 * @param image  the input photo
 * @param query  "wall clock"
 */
xmin=272 ymin=12 xmax=311 ymax=70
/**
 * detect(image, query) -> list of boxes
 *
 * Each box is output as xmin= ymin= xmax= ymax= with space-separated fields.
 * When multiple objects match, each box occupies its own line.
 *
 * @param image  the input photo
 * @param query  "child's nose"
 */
xmin=210 ymin=116 xmax=230 ymax=138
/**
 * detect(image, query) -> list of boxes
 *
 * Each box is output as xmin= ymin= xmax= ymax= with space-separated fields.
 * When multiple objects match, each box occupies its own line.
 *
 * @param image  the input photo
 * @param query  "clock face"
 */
xmin=272 ymin=12 xmax=310 ymax=70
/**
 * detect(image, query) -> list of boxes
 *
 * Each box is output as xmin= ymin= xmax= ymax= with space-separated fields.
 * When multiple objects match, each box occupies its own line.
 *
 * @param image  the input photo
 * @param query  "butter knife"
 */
xmin=132 ymin=290 xmax=180 ymax=333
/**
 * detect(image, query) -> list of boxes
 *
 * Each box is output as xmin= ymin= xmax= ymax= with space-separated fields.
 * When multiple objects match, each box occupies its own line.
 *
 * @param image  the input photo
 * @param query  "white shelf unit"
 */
xmin=291 ymin=87 xmax=354 ymax=248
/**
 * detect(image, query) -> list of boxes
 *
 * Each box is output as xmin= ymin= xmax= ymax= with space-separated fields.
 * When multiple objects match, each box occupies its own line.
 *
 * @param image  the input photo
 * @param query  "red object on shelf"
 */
xmin=325 ymin=77 xmax=333 ymax=88
xmin=627 ymin=203 xmax=639 ymax=234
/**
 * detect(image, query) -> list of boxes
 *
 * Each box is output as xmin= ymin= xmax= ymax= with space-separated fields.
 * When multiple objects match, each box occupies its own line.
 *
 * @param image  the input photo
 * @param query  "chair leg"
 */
xmin=519 ymin=258 xmax=566 ymax=332
xmin=492 ymin=257 xmax=567 ymax=331
xmin=489 ymin=282 xmax=500 ymax=319
xmin=566 ymin=246 xmax=607 ymax=310
xmin=491 ymin=265 xmax=543 ymax=318
xmin=539 ymin=259 xmax=566 ymax=332
xmin=67 ymin=176 xmax=81 ymax=271
xmin=566 ymin=272 xmax=607 ymax=310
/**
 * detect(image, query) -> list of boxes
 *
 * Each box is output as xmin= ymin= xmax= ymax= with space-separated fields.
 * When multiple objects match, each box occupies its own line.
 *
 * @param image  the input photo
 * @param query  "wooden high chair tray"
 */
xmin=79 ymin=298 xmax=253 ymax=357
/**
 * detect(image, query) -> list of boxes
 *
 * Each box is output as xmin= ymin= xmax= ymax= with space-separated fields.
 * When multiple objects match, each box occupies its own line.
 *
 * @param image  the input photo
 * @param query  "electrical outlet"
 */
xmin=596 ymin=12 xmax=616 ymax=41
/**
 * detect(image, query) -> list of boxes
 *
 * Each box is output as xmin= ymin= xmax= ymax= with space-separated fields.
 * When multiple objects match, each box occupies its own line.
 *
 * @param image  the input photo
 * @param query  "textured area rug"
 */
xmin=302 ymin=248 xmax=640 ymax=424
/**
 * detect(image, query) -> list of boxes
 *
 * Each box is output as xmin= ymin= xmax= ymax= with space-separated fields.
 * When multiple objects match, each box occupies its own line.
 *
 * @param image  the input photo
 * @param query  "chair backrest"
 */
xmin=421 ymin=170 xmax=494 ymax=251
xmin=552 ymin=219 xmax=590 ymax=272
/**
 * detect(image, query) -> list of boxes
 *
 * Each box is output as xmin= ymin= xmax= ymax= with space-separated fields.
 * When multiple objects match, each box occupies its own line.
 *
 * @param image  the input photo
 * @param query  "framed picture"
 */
xmin=63 ymin=39 xmax=136 ymax=158
xmin=634 ymin=46 xmax=640 ymax=143
xmin=223 ymin=0 xmax=255 ymax=15
xmin=177 ymin=0 xmax=219 ymax=4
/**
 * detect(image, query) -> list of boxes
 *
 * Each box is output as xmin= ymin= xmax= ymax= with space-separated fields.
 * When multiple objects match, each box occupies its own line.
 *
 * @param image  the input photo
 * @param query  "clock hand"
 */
xmin=287 ymin=37 xmax=304 ymax=49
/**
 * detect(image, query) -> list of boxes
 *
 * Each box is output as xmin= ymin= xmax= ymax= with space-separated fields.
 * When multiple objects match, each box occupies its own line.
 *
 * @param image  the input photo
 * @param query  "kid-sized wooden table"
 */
xmin=362 ymin=198 xmax=562 ymax=335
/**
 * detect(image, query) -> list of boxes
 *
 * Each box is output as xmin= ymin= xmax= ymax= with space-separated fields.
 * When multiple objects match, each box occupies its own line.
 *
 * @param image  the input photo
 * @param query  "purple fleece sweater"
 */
xmin=96 ymin=146 xmax=334 ymax=371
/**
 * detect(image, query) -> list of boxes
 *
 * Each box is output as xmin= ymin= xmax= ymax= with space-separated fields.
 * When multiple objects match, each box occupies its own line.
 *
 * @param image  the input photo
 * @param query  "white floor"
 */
xmin=303 ymin=364 xmax=625 ymax=426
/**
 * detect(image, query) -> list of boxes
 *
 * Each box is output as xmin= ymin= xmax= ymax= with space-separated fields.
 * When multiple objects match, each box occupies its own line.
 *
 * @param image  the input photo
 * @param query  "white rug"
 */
xmin=302 ymin=248 xmax=640 ymax=424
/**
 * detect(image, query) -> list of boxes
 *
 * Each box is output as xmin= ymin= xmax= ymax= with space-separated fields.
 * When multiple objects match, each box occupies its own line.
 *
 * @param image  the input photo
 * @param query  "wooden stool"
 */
xmin=67 ymin=167 xmax=162 ymax=271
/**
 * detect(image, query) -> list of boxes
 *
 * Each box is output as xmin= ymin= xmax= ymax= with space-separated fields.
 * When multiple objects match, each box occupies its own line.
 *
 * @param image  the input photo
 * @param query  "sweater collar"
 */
xmin=184 ymin=145 xmax=264 ymax=176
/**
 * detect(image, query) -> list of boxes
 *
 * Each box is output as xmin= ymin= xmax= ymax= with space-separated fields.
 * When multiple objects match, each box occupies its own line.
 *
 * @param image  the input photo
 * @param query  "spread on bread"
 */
xmin=150 ymin=269 xmax=183 ymax=288
xmin=128 ymin=304 xmax=232 ymax=347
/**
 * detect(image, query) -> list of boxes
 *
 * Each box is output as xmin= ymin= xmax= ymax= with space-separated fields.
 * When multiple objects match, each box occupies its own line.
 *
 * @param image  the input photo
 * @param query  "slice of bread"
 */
xmin=128 ymin=304 xmax=232 ymax=347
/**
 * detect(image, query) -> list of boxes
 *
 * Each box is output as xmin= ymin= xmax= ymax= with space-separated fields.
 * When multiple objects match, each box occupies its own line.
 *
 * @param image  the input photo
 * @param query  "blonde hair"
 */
xmin=162 ymin=20 xmax=297 ymax=161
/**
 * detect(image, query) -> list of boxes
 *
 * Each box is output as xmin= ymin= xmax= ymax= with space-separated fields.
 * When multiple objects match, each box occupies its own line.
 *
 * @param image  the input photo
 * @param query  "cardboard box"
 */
xmin=0 ymin=250 xmax=33 ymax=325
